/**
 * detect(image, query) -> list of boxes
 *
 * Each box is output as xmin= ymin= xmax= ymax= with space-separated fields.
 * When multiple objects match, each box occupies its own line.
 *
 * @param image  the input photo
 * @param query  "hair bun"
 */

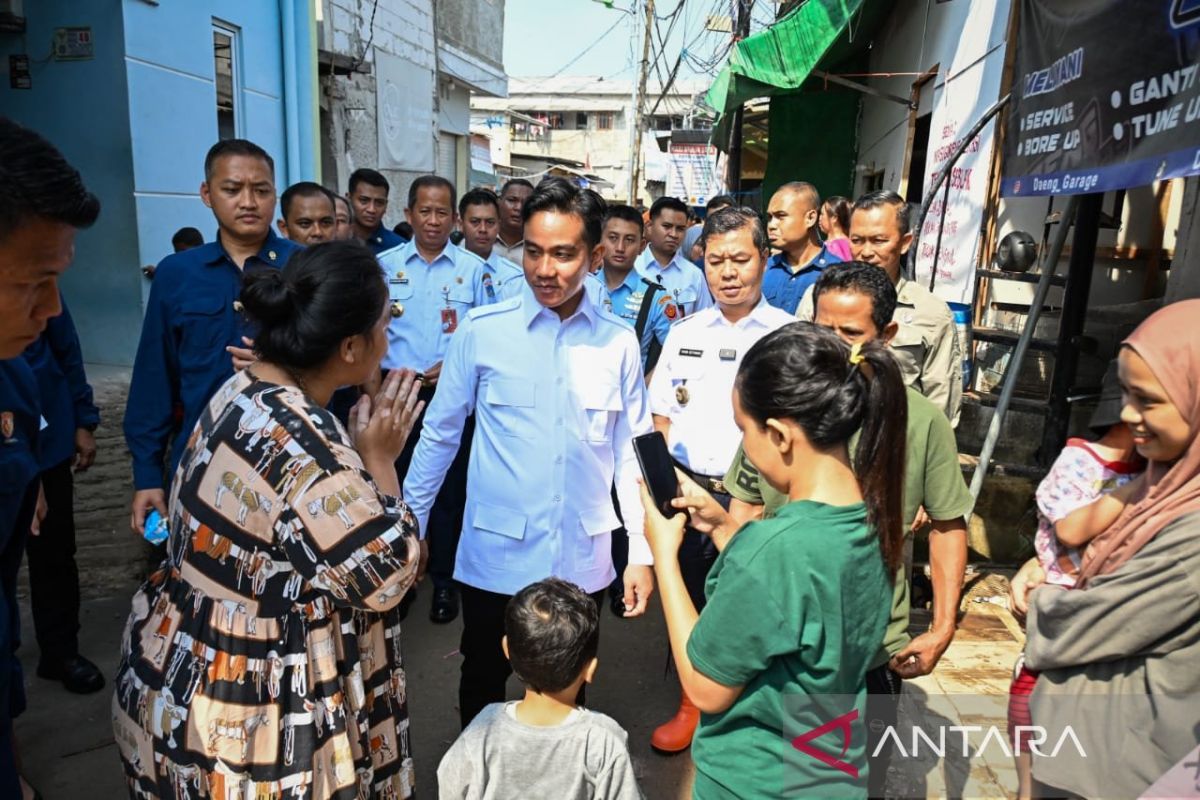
xmin=240 ymin=270 xmax=293 ymax=326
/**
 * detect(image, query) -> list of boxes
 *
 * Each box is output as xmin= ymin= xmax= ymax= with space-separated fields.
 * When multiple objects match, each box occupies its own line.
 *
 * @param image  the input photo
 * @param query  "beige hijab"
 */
xmin=1076 ymin=299 xmax=1200 ymax=587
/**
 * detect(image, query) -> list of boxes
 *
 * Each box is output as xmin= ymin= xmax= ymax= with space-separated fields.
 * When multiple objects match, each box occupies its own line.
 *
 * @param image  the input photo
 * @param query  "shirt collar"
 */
xmin=521 ymin=278 xmax=599 ymax=331
xmin=204 ymin=228 xmax=289 ymax=269
xmin=895 ymin=274 xmax=916 ymax=304
xmin=596 ymin=267 xmax=641 ymax=296
xmin=767 ymin=245 xmax=830 ymax=272
xmin=497 ymin=234 xmax=523 ymax=249
xmin=403 ymin=238 xmax=456 ymax=267
xmin=639 ymin=247 xmax=683 ymax=274
xmin=706 ymin=296 xmax=777 ymax=329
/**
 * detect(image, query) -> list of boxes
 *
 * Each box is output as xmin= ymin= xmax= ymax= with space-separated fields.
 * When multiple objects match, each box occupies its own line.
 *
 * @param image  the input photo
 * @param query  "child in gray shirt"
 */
xmin=437 ymin=578 xmax=643 ymax=800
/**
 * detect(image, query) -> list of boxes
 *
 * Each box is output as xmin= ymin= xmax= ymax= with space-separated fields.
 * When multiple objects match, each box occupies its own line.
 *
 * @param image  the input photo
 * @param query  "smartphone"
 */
xmin=633 ymin=431 xmax=680 ymax=518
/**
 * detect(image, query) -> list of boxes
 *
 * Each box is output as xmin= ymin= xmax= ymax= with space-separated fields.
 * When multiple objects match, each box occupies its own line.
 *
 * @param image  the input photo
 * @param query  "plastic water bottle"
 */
xmin=948 ymin=302 xmax=972 ymax=391
xmin=144 ymin=509 xmax=169 ymax=545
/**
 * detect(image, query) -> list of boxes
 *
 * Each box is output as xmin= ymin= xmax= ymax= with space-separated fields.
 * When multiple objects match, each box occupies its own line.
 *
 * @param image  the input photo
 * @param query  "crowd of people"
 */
xmin=0 ymin=115 xmax=1197 ymax=800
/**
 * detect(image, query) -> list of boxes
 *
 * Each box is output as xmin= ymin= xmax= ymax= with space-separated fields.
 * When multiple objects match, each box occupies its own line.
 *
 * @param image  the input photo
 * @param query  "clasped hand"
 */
xmin=348 ymin=368 xmax=425 ymax=465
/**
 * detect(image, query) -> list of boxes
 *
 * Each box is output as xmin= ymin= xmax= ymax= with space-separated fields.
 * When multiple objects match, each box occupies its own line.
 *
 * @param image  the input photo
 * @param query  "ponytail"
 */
xmin=850 ymin=343 xmax=907 ymax=572
xmin=736 ymin=323 xmax=908 ymax=572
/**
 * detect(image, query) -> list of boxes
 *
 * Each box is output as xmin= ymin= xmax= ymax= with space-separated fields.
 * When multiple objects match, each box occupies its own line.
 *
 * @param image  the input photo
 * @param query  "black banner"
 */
xmin=1002 ymin=0 xmax=1200 ymax=196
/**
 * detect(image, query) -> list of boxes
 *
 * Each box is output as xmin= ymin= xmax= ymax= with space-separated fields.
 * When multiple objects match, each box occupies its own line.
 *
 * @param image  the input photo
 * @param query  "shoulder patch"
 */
xmin=467 ymin=295 xmax=521 ymax=320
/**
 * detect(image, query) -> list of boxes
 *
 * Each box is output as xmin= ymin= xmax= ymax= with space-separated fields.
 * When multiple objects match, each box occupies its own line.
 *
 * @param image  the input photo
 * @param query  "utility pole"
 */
xmin=629 ymin=0 xmax=654 ymax=205
xmin=725 ymin=0 xmax=752 ymax=195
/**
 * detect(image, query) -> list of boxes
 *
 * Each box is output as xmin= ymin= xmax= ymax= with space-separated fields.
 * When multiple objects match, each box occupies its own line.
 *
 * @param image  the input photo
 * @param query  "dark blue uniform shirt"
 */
xmin=23 ymin=296 xmax=99 ymax=470
xmin=0 ymin=358 xmax=40 ymax=547
xmin=364 ymin=223 xmax=406 ymax=255
xmin=761 ymin=244 xmax=843 ymax=315
xmin=123 ymin=229 xmax=301 ymax=490
xmin=0 ymin=356 xmax=39 ymax=772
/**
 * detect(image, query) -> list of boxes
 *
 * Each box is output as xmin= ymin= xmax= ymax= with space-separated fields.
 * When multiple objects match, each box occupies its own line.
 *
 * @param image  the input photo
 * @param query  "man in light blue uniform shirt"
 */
xmin=380 ymin=174 xmax=488 ymax=624
xmin=636 ymin=196 xmax=713 ymax=318
xmin=457 ymin=187 xmax=524 ymax=302
xmin=592 ymin=204 xmax=674 ymax=375
xmin=403 ymin=178 xmax=655 ymax=728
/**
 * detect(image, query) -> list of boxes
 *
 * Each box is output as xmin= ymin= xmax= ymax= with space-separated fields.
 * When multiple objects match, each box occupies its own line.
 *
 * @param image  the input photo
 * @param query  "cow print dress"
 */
xmin=113 ymin=371 xmax=420 ymax=799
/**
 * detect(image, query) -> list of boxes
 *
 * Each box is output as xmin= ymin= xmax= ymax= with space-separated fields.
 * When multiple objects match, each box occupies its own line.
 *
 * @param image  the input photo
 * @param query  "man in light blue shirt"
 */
xmin=380 ymin=174 xmax=488 ymax=625
xmin=591 ymin=204 xmax=673 ymax=375
xmin=403 ymin=177 xmax=655 ymax=728
xmin=635 ymin=196 xmax=713 ymax=317
xmin=458 ymin=187 xmax=524 ymax=302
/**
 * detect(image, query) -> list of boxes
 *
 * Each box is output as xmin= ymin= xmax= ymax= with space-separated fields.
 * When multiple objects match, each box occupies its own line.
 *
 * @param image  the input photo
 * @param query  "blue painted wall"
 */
xmin=123 ymin=0 xmax=292 ymax=315
xmin=1 ymin=0 xmax=316 ymax=366
xmin=0 ymin=0 xmax=140 ymax=366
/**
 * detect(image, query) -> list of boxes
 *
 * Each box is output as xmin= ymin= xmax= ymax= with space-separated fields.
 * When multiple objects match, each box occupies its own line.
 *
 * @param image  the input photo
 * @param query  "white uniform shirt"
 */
xmin=482 ymin=249 xmax=525 ymax=302
xmin=378 ymin=239 xmax=488 ymax=371
xmin=635 ymin=248 xmax=714 ymax=318
xmin=402 ymin=280 xmax=654 ymax=595
xmin=649 ymin=298 xmax=796 ymax=477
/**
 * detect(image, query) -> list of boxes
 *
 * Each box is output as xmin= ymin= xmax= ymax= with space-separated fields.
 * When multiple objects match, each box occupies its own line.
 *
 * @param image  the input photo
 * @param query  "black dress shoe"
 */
xmin=430 ymin=586 xmax=459 ymax=624
xmin=37 ymin=654 xmax=105 ymax=694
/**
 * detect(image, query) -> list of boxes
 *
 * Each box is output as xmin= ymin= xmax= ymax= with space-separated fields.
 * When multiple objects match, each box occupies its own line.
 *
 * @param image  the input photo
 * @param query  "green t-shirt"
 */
xmin=721 ymin=387 xmax=973 ymax=666
xmin=686 ymin=500 xmax=891 ymax=799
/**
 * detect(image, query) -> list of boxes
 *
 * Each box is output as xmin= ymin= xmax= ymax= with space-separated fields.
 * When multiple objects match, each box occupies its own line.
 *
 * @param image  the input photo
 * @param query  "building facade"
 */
xmin=318 ymin=0 xmax=508 ymax=225
xmin=472 ymin=76 xmax=709 ymax=202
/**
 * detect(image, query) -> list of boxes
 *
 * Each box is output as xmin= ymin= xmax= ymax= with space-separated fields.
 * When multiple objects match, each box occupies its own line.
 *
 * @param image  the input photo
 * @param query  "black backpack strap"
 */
xmin=634 ymin=278 xmax=663 ymax=342
xmin=636 ymin=278 xmax=666 ymax=373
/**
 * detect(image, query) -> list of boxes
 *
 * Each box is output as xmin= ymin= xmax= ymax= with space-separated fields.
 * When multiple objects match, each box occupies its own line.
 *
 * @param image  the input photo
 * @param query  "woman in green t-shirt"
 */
xmin=642 ymin=322 xmax=906 ymax=798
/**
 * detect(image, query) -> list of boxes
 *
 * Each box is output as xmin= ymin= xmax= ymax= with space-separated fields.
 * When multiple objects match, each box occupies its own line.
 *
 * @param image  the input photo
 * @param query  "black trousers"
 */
xmin=394 ymin=384 xmax=473 ymax=591
xmin=866 ymin=663 xmax=903 ymax=799
xmin=25 ymin=458 xmax=81 ymax=663
xmin=458 ymin=584 xmax=604 ymax=729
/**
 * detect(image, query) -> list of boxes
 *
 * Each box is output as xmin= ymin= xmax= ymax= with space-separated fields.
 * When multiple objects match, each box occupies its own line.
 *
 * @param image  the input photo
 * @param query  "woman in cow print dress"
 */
xmin=114 ymin=241 xmax=427 ymax=799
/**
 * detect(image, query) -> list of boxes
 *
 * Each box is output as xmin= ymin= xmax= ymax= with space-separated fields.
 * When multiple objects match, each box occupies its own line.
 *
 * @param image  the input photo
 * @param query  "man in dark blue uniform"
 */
xmin=0 ymin=116 xmax=99 ymax=799
xmin=124 ymin=139 xmax=301 ymax=535
xmin=347 ymin=167 xmax=406 ymax=254
xmin=22 ymin=296 xmax=103 ymax=694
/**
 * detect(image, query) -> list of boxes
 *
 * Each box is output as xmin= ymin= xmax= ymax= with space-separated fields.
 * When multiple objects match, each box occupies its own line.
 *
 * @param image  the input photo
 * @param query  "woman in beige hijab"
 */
xmin=1011 ymin=299 xmax=1200 ymax=798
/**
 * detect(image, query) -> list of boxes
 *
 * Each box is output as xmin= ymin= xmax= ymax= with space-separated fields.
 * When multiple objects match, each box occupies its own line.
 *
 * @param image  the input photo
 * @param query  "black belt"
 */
xmin=673 ymin=459 xmax=728 ymax=496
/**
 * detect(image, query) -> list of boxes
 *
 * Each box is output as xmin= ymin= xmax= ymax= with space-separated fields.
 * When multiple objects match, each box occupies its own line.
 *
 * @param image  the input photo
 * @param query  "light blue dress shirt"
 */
xmin=378 ymin=240 xmax=489 ymax=371
xmin=589 ymin=268 xmax=674 ymax=373
xmin=481 ymin=249 xmax=525 ymax=302
xmin=635 ymin=248 xmax=714 ymax=318
xmin=402 ymin=279 xmax=654 ymax=595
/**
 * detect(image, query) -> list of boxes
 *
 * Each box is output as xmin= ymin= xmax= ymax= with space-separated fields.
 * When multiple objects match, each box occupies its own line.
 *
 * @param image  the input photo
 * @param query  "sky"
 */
xmin=501 ymin=0 xmax=778 ymax=83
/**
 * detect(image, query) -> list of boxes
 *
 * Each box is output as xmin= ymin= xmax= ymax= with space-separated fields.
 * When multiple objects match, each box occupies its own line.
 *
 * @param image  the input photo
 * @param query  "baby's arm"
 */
xmin=1054 ymin=473 xmax=1143 ymax=548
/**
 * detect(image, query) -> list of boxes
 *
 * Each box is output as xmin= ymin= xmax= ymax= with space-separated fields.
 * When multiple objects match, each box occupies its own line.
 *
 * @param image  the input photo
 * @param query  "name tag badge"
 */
xmin=679 ymin=348 xmax=703 ymax=358
xmin=441 ymin=307 xmax=458 ymax=334
xmin=719 ymin=348 xmax=737 ymax=361
xmin=389 ymin=277 xmax=409 ymax=285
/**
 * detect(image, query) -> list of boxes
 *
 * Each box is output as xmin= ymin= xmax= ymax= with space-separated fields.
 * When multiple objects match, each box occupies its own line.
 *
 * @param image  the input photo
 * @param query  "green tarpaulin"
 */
xmin=705 ymin=0 xmax=864 ymax=150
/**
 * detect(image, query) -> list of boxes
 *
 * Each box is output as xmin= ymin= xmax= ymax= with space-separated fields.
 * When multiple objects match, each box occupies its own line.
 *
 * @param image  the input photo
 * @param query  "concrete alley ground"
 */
xmin=16 ymin=370 xmax=1025 ymax=799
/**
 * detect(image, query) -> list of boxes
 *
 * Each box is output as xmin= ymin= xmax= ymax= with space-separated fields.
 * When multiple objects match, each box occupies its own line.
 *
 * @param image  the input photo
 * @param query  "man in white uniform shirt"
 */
xmin=636 ymin=196 xmax=714 ymax=318
xmin=402 ymin=177 xmax=655 ymax=727
xmin=645 ymin=206 xmax=794 ymax=753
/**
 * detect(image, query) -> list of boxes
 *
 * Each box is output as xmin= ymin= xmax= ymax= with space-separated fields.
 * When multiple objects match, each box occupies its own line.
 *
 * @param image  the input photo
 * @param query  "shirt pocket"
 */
xmin=576 ymin=502 xmax=619 ymax=567
xmin=447 ymin=285 xmax=475 ymax=309
xmin=178 ymin=295 xmax=229 ymax=365
xmin=474 ymin=503 xmax=527 ymax=541
xmin=483 ymin=378 xmax=536 ymax=438
xmin=389 ymin=281 xmax=415 ymax=302
xmin=889 ymin=321 xmax=926 ymax=384
xmin=578 ymin=383 xmax=623 ymax=443
xmin=673 ymin=287 xmax=699 ymax=310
